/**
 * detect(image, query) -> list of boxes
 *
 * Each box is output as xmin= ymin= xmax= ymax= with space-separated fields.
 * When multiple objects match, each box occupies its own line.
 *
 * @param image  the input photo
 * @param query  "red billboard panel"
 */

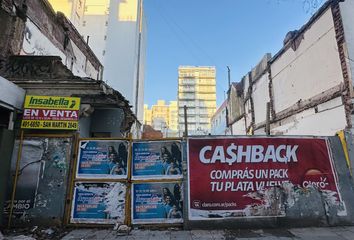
xmin=188 ymin=137 xmax=341 ymax=220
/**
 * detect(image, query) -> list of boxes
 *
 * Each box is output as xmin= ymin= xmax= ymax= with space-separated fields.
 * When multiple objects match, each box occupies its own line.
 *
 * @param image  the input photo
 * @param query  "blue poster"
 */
xmin=132 ymin=141 xmax=183 ymax=179
xmin=132 ymin=182 xmax=183 ymax=224
xmin=76 ymin=140 xmax=129 ymax=179
xmin=71 ymin=182 xmax=126 ymax=224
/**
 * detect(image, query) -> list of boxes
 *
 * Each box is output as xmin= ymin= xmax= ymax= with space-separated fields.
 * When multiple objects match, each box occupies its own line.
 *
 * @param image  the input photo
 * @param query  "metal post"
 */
xmin=183 ymin=105 xmax=188 ymax=137
xmin=227 ymin=66 xmax=231 ymax=88
xmin=8 ymin=130 xmax=24 ymax=228
xmin=135 ymin=0 xmax=144 ymax=118
xmin=266 ymin=102 xmax=271 ymax=135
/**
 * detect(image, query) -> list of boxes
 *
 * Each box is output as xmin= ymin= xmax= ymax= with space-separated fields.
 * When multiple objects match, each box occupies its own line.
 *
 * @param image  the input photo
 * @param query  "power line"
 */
xmin=156 ymin=2 xmax=218 ymax=67
xmin=149 ymin=1 xmax=203 ymax=63
xmin=149 ymin=1 xmax=227 ymax=97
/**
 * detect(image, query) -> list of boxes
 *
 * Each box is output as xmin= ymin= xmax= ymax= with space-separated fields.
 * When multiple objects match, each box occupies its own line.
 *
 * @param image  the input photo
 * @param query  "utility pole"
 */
xmin=266 ymin=102 xmax=271 ymax=135
xmin=183 ymin=105 xmax=188 ymax=137
xmin=227 ymin=66 xmax=231 ymax=88
xmin=227 ymin=66 xmax=233 ymax=135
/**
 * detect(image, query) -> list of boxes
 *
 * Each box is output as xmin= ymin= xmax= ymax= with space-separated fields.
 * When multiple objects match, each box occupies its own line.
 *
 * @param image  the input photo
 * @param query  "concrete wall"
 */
xmin=340 ymin=0 xmax=354 ymax=86
xmin=0 ymin=0 xmax=103 ymax=79
xmin=227 ymin=4 xmax=349 ymax=136
xmin=252 ymin=73 xmax=269 ymax=126
xmin=271 ymin=97 xmax=347 ymax=136
xmin=21 ymin=20 xmax=66 ymax=60
xmin=227 ymin=84 xmax=244 ymax=126
xmin=20 ymin=19 xmax=99 ymax=79
xmin=231 ymin=118 xmax=245 ymax=135
xmin=272 ymin=8 xmax=343 ymax=113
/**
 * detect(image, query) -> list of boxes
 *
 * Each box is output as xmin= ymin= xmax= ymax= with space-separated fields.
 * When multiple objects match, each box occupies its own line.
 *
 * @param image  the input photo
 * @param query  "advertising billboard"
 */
xmin=76 ymin=140 xmax=129 ymax=179
xmin=132 ymin=141 xmax=182 ymax=180
xmin=132 ymin=182 xmax=183 ymax=224
xmin=71 ymin=182 xmax=127 ymax=224
xmin=188 ymin=137 xmax=341 ymax=220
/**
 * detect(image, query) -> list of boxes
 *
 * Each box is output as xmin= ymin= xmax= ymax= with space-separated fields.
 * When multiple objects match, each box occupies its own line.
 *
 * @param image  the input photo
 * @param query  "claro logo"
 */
xmin=199 ymin=144 xmax=299 ymax=165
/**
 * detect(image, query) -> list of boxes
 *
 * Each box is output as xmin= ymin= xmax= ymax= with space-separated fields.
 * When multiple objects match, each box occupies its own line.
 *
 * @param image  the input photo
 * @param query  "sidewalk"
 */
xmin=59 ymin=226 xmax=354 ymax=240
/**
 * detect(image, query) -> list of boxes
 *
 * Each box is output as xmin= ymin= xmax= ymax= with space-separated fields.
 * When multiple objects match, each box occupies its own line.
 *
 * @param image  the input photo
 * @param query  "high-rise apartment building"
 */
xmin=80 ymin=0 xmax=110 ymax=64
xmin=168 ymin=101 xmax=178 ymax=132
xmin=151 ymin=100 xmax=169 ymax=132
xmin=143 ymin=100 xmax=179 ymax=137
xmin=143 ymin=104 xmax=152 ymax=126
xmin=105 ymin=0 xmax=146 ymax=123
xmin=48 ymin=0 xmax=146 ymax=124
xmin=178 ymin=66 xmax=217 ymax=136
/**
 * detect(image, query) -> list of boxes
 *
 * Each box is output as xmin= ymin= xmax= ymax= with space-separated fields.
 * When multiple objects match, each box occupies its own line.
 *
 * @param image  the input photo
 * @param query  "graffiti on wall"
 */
xmin=4 ymin=137 xmax=72 ymax=224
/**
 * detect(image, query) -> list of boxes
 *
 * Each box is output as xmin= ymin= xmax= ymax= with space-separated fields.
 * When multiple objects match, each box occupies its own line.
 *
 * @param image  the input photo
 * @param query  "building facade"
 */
xmin=5 ymin=0 xmax=103 ymax=79
xmin=226 ymin=0 xmax=354 ymax=136
xmin=168 ymin=101 xmax=178 ymax=132
xmin=211 ymin=100 xmax=229 ymax=135
xmin=48 ymin=0 xmax=146 ymax=123
xmin=79 ymin=0 xmax=110 ymax=64
xmin=143 ymin=104 xmax=152 ymax=126
xmin=178 ymin=66 xmax=217 ymax=136
xmin=151 ymin=100 xmax=169 ymax=132
xmin=105 ymin=0 xmax=146 ymax=123
xmin=47 ymin=0 xmax=85 ymax=30
xmin=143 ymin=100 xmax=179 ymax=137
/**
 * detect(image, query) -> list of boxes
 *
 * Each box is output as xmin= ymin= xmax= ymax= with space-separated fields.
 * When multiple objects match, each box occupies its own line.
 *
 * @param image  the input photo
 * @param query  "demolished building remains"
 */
xmin=226 ymin=0 xmax=354 ymax=136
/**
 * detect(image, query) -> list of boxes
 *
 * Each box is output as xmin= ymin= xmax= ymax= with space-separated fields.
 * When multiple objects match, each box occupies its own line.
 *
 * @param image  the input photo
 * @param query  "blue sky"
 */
xmin=143 ymin=0 xmax=324 ymax=107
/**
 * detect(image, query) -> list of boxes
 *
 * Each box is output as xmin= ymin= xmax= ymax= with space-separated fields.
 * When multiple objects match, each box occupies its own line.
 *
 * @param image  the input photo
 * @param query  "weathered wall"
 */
xmin=0 ymin=0 xmax=102 ymax=79
xmin=271 ymin=8 xmax=343 ymax=113
xmin=232 ymin=117 xmax=245 ymax=135
xmin=184 ymin=136 xmax=354 ymax=229
xmin=252 ymin=73 xmax=269 ymax=126
xmin=340 ymin=0 xmax=354 ymax=86
xmin=0 ymin=129 xmax=15 ymax=225
xmin=227 ymin=83 xmax=244 ymax=126
xmin=271 ymin=97 xmax=346 ymax=135
xmin=227 ymin=2 xmax=350 ymax=136
xmin=21 ymin=19 xmax=66 ymax=60
xmin=0 ymin=9 xmax=24 ymax=58
xmin=5 ymin=137 xmax=73 ymax=226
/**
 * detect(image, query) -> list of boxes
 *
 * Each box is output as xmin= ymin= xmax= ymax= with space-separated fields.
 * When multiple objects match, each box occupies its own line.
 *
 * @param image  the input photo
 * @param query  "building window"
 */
xmin=83 ymin=21 xmax=86 ymax=27
xmin=105 ymin=21 xmax=108 ymax=26
xmin=104 ymin=35 xmax=107 ymax=40
xmin=103 ymin=50 xmax=106 ymax=56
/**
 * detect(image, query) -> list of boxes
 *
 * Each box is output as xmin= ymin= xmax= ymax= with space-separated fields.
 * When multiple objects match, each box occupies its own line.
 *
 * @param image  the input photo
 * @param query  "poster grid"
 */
xmin=130 ymin=139 xmax=184 ymax=225
xmin=69 ymin=138 xmax=132 ymax=225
